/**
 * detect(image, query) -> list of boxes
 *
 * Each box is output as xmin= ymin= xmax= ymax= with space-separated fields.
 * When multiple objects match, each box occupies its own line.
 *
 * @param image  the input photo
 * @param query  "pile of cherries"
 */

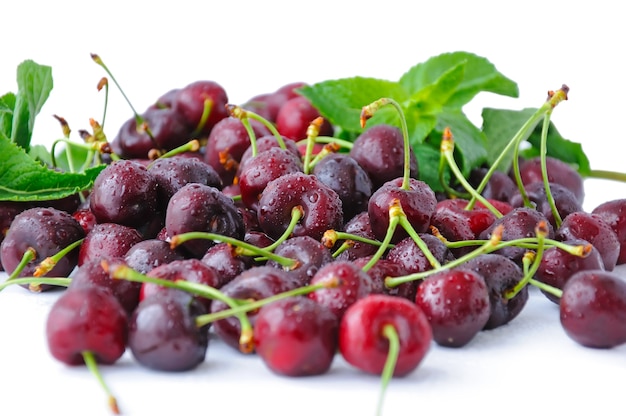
xmin=2 ymin=78 xmax=626 ymax=414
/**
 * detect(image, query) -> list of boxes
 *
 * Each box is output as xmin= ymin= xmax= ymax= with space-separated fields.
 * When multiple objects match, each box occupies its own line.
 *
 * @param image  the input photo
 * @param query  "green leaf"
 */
xmin=481 ymin=107 xmax=590 ymax=176
xmin=0 ymin=133 xmax=104 ymax=201
xmin=406 ymin=61 xmax=466 ymax=115
xmin=0 ymin=92 xmax=16 ymax=139
xmin=298 ymin=77 xmax=409 ymax=133
xmin=436 ymin=110 xmax=488 ymax=177
xmin=413 ymin=143 xmax=446 ymax=193
xmin=10 ymin=60 xmax=53 ymax=150
xmin=400 ymin=51 xmax=519 ymax=109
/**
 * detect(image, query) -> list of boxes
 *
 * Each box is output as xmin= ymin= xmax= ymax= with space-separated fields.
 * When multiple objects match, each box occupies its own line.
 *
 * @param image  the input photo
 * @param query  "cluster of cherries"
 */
xmin=1 ymin=77 xmax=626 ymax=415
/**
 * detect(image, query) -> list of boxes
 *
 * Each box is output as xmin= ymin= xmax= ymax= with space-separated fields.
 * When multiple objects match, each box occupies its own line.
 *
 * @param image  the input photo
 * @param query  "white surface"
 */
xmin=2 ymin=1 xmax=626 ymax=415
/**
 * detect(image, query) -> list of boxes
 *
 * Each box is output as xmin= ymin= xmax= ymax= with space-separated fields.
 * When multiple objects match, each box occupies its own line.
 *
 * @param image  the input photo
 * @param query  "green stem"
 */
xmin=505 ymin=222 xmax=548 ymax=299
xmin=256 ymin=206 xmax=303 ymax=254
xmin=81 ymin=351 xmax=120 ymax=415
xmin=397 ymin=216 xmax=441 ymax=270
xmin=33 ymin=238 xmax=84 ymax=278
xmin=295 ymin=136 xmax=354 ymax=151
xmin=170 ymin=232 xmax=297 ymax=269
xmin=191 ymin=98 xmax=213 ymax=137
xmin=586 ymin=169 xmax=626 ymax=182
xmin=539 ymin=110 xmax=562 ymax=228
xmin=529 ymin=278 xmax=563 ymax=298
xmin=361 ymin=214 xmax=400 ymax=273
xmin=377 ymin=324 xmax=400 ymax=416
xmin=1 ymin=247 xmax=36 ymax=290
xmin=0 ymin=277 xmax=71 ymax=292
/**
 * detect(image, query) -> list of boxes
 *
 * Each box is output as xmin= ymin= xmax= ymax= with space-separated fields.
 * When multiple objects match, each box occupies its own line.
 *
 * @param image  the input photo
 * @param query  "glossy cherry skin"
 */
xmin=591 ymin=198 xmax=626 ymax=265
xmin=201 ymin=242 xmax=250 ymax=288
xmin=339 ymin=294 xmax=432 ymax=377
xmin=46 ymin=285 xmax=128 ymax=365
xmin=275 ymin=95 xmax=333 ymax=141
xmin=349 ymin=124 xmax=419 ymax=190
xmin=307 ymin=260 xmax=376 ymax=320
xmin=0 ymin=207 xmax=84 ymax=284
xmin=367 ymin=177 xmax=437 ymax=244
xmin=210 ymin=266 xmax=302 ymax=351
xmin=254 ymin=296 xmax=339 ymax=377
xmin=266 ymin=235 xmax=333 ymax=285
xmin=534 ymin=239 xmax=605 ymax=304
xmin=385 ymin=234 xmax=455 ymax=275
xmin=560 ymin=269 xmax=626 ymax=348
xmin=128 ymin=290 xmax=209 ymax=371
xmin=165 ymin=183 xmax=245 ymax=258
xmin=257 ymin=172 xmax=344 ymax=242
xmin=456 ymin=253 xmax=528 ymax=329
xmin=123 ymin=238 xmax=186 ymax=275
xmin=78 ymin=223 xmax=144 ymax=267
xmin=334 ymin=211 xmax=379 ymax=262
xmin=508 ymin=181 xmax=582 ymax=229
xmin=415 ymin=269 xmax=490 ymax=347
xmin=517 ymin=156 xmax=585 ymax=204
xmin=89 ymin=159 xmax=159 ymax=228
xmin=556 ymin=211 xmax=620 ymax=271
xmin=69 ymin=257 xmax=140 ymax=315
xmin=172 ymin=80 xmax=229 ymax=135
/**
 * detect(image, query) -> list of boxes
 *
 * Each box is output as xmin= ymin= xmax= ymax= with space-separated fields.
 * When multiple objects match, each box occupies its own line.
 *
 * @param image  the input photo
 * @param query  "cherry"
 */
xmin=367 ymin=177 xmax=437 ymax=243
xmin=172 ymin=80 xmax=229 ymax=135
xmin=238 ymin=147 xmax=304 ymax=212
xmin=312 ymin=153 xmax=373 ymax=221
xmin=0 ymin=206 xmax=84 ymax=284
xmin=333 ymin=211 xmax=379 ymax=262
xmin=560 ymin=269 xmax=626 ymax=348
xmin=165 ymin=183 xmax=245 ymax=258
xmin=200 ymin=242 xmax=250 ymax=288
xmin=89 ymin=159 xmax=159 ymax=228
xmin=69 ymin=257 xmax=140 ymax=315
xmin=430 ymin=198 xmax=498 ymax=256
xmin=456 ymin=253 xmax=528 ymax=329
xmin=307 ymin=260 xmax=375 ymax=320
xmin=253 ymin=296 xmax=339 ymax=377
xmin=385 ymin=234 xmax=455 ymax=275
xmin=349 ymin=124 xmax=419 ymax=190
xmin=266 ymin=235 xmax=333 ymax=285
xmin=123 ymin=238 xmax=186 ymax=275
xmin=516 ymin=156 xmax=585 ymax=204
xmin=591 ymin=198 xmax=626 ymax=265
xmin=257 ymin=172 xmax=344 ymax=242
xmin=339 ymin=293 xmax=432 ymax=375
xmin=478 ymin=207 xmax=554 ymax=265
xmin=46 ymin=285 xmax=128 ymax=365
xmin=275 ymin=95 xmax=333 ymax=141
xmin=128 ymin=289 xmax=210 ymax=371
xmin=148 ymin=156 xmax=223 ymax=210
xmin=352 ymin=256 xmax=415 ymax=300
xmin=237 ymin=134 xmax=301 ymax=170
xmin=555 ymin=211 xmax=620 ymax=271
xmin=72 ymin=208 xmax=98 ymax=235
xmin=210 ymin=265 xmax=302 ymax=351
xmin=242 ymin=82 xmax=307 ymax=123
xmin=534 ymin=239 xmax=605 ymax=304
xmin=0 ymin=202 xmax=29 ymax=268
xmin=204 ymin=117 xmax=272 ymax=186
xmin=415 ymin=268 xmax=491 ymax=347
xmin=78 ymin=222 xmax=144 ymax=267
xmin=469 ymin=167 xmax=518 ymax=203
xmin=508 ymin=181 xmax=582 ymax=228
xmin=142 ymin=258 xmax=221 ymax=311
xmin=112 ymin=106 xmax=192 ymax=159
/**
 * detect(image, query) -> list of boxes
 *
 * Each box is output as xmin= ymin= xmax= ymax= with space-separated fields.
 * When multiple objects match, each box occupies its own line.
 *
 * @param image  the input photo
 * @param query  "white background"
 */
xmin=1 ymin=1 xmax=626 ymax=415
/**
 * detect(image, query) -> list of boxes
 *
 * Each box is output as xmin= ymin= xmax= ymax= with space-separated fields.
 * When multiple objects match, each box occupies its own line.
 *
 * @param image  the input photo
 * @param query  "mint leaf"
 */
xmin=0 ymin=92 xmax=16 ymax=139
xmin=436 ymin=110 xmax=488 ymax=177
xmin=0 ymin=133 xmax=104 ymax=201
xmin=10 ymin=60 xmax=53 ymax=150
xmin=413 ymin=143 xmax=447 ymax=193
xmin=481 ymin=107 xmax=590 ymax=175
xmin=298 ymin=77 xmax=408 ymax=132
xmin=400 ymin=51 xmax=519 ymax=109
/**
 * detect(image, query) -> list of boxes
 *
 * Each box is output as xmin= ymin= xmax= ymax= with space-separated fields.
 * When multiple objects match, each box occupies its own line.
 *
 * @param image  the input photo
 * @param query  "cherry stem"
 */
xmin=397 ymin=215 xmax=441 ymax=270
xmin=302 ymin=117 xmax=323 ymax=174
xmin=361 ymin=97 xmax=411 ymax=190
xmin=586 ymin=169 xmax=626 ymax=182
xmin=505 ymin=221 xmax=549 ymax=299
xmin=97 ymin=77 xmax=109 ymax=129
xmin=254 ymin=206 xmax=303 ymax=254
xmin=538 ymin=110 xmax=563 ymax=228
xmin=440 ymin=127 xmax=503 ymax=218
xmin=441 ymin=236 xmax=591 ymax=257
xmin=376 ymin=324 xmax=400 ymax=416
xmin=103 ymin=261 xmax=255 ymax=353
xmin=169 ymin=232 xmax=297 ymax=269
xmin=33 ymin=238 xmax=84 ymax=278
xmin=1 ymin=247 xmax=36 ymax=289
xmin=468 ymin=85 xmax=569 ymax=210
xmin=528 ymin=278 xmax=563 ymax=298
xmin=321 ymin=230 xmax=390 ymax=251
xmin=227 ymin=104 xmax=287 ymax=151
xmin=0 ymin=276 xmax=71 ymax=292
xmin=295 ymin=136 xmax=354 ymax=151
xmin=305 ymin=142 xmax=341 ymax=171
xmin=385 ymin=225 xmax=503 ymax=288
xmin=50 ymin=138 xmax=102 ymax=172
xmin=361 ymin=202 xmax=402 ymax=272
xmin=147 ymin=139 xmax=200 ymax=166
xmin=81 ymin=350 xmax=120 ymax=415
xmin=191 ymin=98 xmax=213 ymax=137
xmin=194 ymin=279 xmax=338 ymax=327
